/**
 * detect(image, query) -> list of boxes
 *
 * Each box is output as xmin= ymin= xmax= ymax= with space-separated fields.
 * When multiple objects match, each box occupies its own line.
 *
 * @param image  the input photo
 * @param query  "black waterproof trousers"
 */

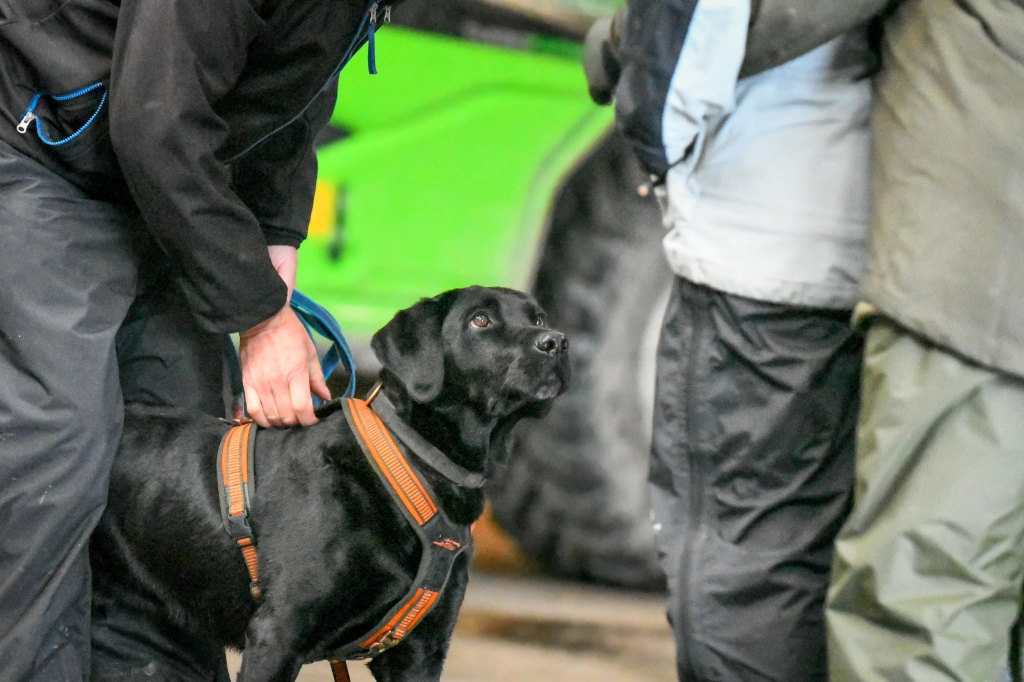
xmin=91 ymin=282 xmax=235 ymax=682
xmin=649 ymin=278 xmax=863 ymax=682
xmin=0 ymin=140 xmax=232 ymax=681
xmin=0 ymin=140 xmax=141 ymax=682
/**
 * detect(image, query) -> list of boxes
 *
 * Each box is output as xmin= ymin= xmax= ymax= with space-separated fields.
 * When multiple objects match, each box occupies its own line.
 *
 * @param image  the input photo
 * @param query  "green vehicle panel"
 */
xmin=295 ymin=27 xmax=613 ymax=349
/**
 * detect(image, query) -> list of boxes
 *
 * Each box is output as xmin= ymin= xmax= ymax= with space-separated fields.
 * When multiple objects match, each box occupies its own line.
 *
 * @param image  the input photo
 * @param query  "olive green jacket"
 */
xmin=865 ymin=0 xmax=1024 ymax=378
xmin=747 ymin=0 xmax=1024 ymax=378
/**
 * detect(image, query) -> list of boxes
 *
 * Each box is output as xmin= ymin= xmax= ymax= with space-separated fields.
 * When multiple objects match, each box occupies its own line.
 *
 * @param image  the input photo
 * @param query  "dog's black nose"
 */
xmin=535 ymin=332 xmax=568 ymax=356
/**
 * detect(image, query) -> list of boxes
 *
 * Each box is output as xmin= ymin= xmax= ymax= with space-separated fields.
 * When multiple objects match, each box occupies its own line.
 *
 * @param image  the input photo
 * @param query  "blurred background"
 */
xmin=274 ymin=0 xmax=677 ymax=677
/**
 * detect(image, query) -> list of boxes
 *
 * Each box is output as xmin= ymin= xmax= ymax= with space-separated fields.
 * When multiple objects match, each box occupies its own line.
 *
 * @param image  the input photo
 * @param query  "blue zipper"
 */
xmin=17 ymin=82 xmax=108 ymax=146
xmin=15 ymin=2 xmax=388 ymax=156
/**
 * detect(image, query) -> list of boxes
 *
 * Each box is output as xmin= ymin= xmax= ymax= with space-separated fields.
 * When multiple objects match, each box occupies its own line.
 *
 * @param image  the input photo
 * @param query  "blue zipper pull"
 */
xmin=367 ymin=2 xmax=378 ymax=75
xmin=16 ymin=93 xmax=40 ymax=134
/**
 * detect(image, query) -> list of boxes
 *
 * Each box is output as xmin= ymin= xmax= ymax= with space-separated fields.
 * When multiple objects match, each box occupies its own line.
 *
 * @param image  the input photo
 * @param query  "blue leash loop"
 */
xmin=290 ymin=290 xmax=357 ymax=401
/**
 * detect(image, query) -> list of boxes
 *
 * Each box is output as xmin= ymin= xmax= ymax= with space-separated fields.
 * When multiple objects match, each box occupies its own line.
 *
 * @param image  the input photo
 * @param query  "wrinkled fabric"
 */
xmin=657 ymin=29 xmax=874 ymax=309
xmin=650 ymin=278 xmax=862 ymax=682
xmin=864 ymin=0 xmax=1024 ymax=379
xmin=827 ymin=318 xmax=1024 ymax=682
xmin=116 ymin=258 xmax=232 ymax=419
xmin=741 ymin=0 xmax=887 ymax=76
xmin=0 ymin=136 xmax=234 ymax=682
xmin=0 ymin=139 xmax=140 ymax=682
xmin=94 ymin=240 xmax=234 ymax=682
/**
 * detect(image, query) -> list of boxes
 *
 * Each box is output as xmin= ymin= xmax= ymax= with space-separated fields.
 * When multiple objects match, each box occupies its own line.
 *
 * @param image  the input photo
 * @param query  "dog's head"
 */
xmin=371 ymin=286 xmax=570 ymax=459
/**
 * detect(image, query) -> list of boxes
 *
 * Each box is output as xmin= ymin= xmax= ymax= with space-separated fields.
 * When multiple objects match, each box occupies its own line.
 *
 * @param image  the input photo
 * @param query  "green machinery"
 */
xmin=298 ymin=27 xmax=611 ymax=348
xmin=298 ymin=3 xmax=670 ymax=589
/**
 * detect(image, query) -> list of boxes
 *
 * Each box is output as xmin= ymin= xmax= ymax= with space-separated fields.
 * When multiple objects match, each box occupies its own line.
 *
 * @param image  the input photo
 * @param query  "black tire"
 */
xmin=488 ymin=133 xmax=671 ymax=590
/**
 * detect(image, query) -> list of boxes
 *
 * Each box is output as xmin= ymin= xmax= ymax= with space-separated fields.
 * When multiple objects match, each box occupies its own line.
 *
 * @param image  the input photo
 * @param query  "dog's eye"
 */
xmin=470 ymin=314 xmax=490 ymax=328
xmin=533 ymin=315 xmax=545 ymax=326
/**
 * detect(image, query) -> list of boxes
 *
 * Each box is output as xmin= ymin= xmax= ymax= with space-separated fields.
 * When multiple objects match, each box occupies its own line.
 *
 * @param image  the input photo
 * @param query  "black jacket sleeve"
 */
xmin=231 ymin=78 xmax=338 ymax=248
xmin=109 ymin=0 xmax=287 ymax=334
xmin=614 ymin=0 xmax=698 ymax=178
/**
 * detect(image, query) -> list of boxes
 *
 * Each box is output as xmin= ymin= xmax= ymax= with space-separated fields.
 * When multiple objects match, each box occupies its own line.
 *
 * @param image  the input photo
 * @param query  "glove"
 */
xmin=582 ymin=5 xmax=628 ymax=106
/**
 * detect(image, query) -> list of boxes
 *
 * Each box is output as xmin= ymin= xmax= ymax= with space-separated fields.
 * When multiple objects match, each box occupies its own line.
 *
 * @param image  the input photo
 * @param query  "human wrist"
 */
xmin=240 ymin=301 xmax=291 ymax=340
xmin=267 ymin=244 xmax=298 ymax=297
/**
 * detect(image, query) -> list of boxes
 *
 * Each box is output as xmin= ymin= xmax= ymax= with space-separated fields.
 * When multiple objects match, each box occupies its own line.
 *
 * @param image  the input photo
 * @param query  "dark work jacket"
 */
xmin=0 ymin=0 xmax=366 ymax=333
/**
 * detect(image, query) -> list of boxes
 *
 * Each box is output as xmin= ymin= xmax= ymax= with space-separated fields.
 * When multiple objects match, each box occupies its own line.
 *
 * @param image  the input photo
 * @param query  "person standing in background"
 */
xmin=818 ymin=1 xmax=1024 ymax=679
xmin=584 ymin=1 xmax=882 ymax=679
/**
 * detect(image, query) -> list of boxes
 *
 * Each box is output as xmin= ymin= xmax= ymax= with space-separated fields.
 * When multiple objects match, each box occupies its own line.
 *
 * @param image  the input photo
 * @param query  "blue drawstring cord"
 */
xmin=224 ymin=0 xmax=389 ymax=163
xmin=368 ymin=3 xmax=378 ymax=75
xmin=290 ymin=290 xmax=357 ymax=401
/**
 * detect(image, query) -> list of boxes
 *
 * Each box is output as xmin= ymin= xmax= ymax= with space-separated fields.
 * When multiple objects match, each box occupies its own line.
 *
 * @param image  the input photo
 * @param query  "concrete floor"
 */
xmin=227 ymin=571 xmax=676 ymax=682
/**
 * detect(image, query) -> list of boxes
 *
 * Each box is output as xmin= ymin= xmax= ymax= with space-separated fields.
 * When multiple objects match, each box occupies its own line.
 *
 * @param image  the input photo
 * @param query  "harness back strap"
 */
xmin=217 ymin=420 xmax=261 ymax=598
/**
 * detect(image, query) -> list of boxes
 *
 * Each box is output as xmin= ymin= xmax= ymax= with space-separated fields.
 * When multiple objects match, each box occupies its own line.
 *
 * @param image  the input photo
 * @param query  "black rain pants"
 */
xmin=0 ymin=139 xmax=233 ymax=681
xmin=649 ymin=277 xmax=863 ymax=682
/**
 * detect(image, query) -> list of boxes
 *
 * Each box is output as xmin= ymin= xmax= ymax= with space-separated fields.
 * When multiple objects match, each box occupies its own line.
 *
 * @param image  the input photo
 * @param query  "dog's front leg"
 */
xmin=367 ymin=558 xmax=470 ymax=682
xmin=237 ymin=610 xmax=306 ymax=682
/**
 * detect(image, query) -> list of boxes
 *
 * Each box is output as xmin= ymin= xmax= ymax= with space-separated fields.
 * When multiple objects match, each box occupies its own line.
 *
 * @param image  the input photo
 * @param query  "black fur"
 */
xmin=92 ymin=286 xmax=570 ymax=682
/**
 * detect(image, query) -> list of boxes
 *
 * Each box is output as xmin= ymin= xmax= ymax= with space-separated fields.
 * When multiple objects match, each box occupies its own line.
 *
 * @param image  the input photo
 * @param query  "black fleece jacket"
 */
xmin=0 ymin=0 xmax=371 ymax=333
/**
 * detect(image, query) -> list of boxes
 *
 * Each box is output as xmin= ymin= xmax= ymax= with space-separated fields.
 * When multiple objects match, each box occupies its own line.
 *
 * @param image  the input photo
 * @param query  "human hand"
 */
xmin=238 ymin=246 xmax=330 ymax=428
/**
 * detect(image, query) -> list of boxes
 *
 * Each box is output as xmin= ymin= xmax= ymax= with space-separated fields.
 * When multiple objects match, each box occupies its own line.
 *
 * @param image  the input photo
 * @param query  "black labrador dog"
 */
xmin=91 ymin=286 xmax=569 ymax=682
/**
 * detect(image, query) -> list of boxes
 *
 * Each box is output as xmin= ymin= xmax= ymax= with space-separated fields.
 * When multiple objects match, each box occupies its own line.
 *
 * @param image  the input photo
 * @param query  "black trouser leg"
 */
xmin=649 ymin=278 xmax=862 ymax=682
xmin=90 ymin=263 xmax=234 ymax=682
xmin=116 ymin=261 xmax=231 ymax=418
xmin=0 ymin=142 xmax=140 ymax=682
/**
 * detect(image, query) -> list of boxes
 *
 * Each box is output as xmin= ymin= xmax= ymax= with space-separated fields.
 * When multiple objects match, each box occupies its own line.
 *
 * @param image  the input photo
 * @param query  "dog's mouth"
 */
xmin=530 ymin=374 xmax=565 ymax=401
xmin=487 ymin=359 xmax=568 ymax=415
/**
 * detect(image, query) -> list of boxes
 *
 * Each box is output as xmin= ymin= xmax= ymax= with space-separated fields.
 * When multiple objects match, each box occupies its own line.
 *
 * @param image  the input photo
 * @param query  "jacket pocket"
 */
xmin=17 ymin=82 xmax=127 ymax=200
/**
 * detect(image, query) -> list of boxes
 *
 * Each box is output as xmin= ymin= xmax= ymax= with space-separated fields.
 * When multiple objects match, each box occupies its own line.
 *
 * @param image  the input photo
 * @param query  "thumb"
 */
xmin=306 ymin=340 xmax=331 ymax=401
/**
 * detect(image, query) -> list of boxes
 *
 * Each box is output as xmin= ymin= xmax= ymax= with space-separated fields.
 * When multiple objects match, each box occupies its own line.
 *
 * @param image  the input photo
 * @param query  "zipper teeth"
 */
xmin=52 ymin=82 xmax=104 ymax=101
xmin=38 ymin=91 xmax=108 ymax=146
xmin=678 ymin=285 xmax=704 ymax=681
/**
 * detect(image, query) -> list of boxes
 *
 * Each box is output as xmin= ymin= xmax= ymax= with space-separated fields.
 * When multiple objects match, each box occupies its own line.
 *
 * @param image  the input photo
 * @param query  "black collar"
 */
xmin=371 ymin=394 xmax=487 ymax=490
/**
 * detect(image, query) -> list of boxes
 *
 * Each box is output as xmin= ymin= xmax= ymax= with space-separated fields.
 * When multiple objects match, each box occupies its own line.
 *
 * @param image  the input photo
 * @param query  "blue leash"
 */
xmin=290 ymin=290 xmax=357 ymax=401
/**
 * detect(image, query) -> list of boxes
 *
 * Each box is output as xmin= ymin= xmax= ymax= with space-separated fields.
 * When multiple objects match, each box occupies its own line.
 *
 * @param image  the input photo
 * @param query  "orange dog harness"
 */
xmin=217 ymin=397 xmax=472 ymax=681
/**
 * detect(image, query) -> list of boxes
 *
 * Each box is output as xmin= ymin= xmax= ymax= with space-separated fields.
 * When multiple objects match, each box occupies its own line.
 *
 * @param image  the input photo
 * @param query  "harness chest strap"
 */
xmin=314 ymin=398 xmax=471 ymax=667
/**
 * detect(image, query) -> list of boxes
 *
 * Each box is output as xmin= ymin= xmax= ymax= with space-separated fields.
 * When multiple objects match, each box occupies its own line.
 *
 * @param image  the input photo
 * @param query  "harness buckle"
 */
xmin=368 ymin=632 xmax=399 ymax=655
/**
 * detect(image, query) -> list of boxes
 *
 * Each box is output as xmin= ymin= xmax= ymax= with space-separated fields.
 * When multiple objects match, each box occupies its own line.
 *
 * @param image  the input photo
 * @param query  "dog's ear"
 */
xmin=371 ymin=295 xmax=451 ymax=403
